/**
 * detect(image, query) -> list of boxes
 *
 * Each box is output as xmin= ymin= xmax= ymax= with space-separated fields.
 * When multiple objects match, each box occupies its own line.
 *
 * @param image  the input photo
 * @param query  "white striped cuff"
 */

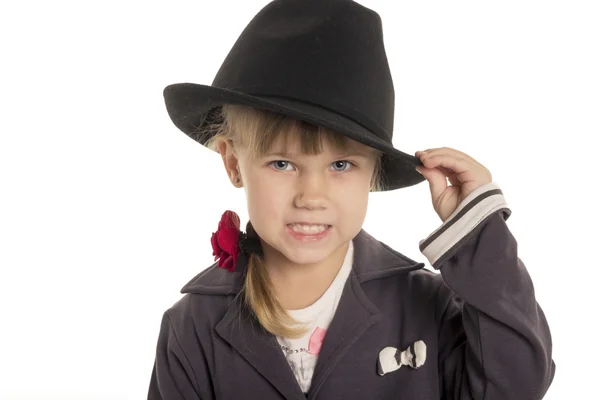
xmin=418 ymin=181 xmax=511 ymax=269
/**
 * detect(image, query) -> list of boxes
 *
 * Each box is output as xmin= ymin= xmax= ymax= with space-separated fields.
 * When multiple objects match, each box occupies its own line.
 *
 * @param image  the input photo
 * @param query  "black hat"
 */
xmin=163 ymin=0 xmax=426 ymax=191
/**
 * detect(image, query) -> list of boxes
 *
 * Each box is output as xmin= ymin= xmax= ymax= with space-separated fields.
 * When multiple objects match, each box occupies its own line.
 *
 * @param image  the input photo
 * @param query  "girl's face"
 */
xmin=220 ymin=131 xmax=377 ymax=267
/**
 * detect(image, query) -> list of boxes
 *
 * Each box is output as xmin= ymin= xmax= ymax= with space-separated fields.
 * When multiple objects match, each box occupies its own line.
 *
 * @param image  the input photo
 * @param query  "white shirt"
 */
xmin=275 ymin=241 xmax=354 ymax=394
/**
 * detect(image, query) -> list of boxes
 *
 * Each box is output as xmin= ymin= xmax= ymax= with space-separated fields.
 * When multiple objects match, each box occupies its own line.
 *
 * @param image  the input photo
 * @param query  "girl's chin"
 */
xmin=277 ymin=244 xmax=342 ymax=266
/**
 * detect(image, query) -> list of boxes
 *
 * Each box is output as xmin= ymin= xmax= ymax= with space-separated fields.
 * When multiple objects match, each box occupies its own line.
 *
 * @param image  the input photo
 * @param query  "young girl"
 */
xmin=148 ymin=1 xmax=555 ymax=399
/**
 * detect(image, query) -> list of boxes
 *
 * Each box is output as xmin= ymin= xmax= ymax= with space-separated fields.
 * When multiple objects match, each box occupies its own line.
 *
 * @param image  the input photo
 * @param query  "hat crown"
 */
xmin=212 ymin=0 xmax=395 ymax=139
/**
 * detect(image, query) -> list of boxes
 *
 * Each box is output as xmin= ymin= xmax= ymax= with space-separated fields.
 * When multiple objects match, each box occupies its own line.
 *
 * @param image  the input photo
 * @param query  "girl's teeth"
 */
xmin=290 ymin=224 xmax=328 ymax=234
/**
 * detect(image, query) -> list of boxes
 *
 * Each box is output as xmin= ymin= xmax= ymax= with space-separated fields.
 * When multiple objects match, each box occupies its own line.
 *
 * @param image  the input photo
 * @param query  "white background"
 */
xmin=1 ymin=0 xmax=598 ymax=398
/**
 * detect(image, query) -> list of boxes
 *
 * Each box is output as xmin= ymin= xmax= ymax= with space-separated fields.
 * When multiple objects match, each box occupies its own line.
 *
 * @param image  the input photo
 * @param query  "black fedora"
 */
xmin=163 ymin=0 xmax=426 ymax=191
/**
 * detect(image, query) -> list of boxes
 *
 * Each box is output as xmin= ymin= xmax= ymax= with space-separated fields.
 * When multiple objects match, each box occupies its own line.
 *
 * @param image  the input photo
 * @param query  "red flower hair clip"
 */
xmin=210 ymin=210 xmax=263 ymax=272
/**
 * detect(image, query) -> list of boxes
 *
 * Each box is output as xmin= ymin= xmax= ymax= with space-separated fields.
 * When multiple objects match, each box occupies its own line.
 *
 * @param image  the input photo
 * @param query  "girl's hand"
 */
xmin=415 ymin=147 xmax=493 ymax=222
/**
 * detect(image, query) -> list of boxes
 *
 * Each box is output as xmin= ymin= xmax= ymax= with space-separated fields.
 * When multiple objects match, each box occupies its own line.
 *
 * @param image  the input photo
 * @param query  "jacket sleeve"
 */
xmin=419 ymin=182 xmax=556 ymax=400
xmin=148 ymin=310 xmax=202 ymax=400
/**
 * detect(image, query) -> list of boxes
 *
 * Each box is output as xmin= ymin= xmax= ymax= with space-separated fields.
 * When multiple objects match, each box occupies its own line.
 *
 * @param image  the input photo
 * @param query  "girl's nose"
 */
xmin=293 ymin=172 xmax=328 ymax=210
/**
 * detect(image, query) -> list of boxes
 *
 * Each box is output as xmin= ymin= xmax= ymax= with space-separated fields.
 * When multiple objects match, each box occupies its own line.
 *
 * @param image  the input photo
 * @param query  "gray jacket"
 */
xmin=148 ymin=184 xmax=556 ymax=399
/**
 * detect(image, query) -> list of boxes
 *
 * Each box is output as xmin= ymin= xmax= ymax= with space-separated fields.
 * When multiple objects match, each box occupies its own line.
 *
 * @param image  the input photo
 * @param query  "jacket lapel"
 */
xmin=306 ymin=230 xmax=425 ymax=399
xmin=306 ymin=271 xmax=382 ymax=399
xmin=215 ymin=294 xmax=306 ymax=400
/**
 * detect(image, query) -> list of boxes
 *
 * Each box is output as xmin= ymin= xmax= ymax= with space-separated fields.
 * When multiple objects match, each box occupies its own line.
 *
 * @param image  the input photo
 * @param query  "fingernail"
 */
xmin=415 ymin=166 xmax=423 ymax=175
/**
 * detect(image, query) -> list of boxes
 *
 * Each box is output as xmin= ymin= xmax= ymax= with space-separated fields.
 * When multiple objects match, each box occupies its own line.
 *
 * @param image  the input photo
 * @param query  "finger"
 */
xmin=423 ymin=147 xmax=492 ymax=179
xmin=437 ymin=166 xmax=462 ymax=186
xmin=420 ymin=153 xmax=472 ymax=175
xmin=424 ymin=147 xmax=481 ymax=165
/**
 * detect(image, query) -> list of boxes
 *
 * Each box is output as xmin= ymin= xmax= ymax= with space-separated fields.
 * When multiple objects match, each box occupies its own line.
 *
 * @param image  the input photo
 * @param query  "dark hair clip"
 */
xmin=238 ymin=222 xmax=263 ymax=257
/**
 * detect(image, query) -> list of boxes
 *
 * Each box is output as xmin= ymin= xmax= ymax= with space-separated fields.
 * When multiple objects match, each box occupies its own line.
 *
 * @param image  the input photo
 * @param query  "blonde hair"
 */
xmin=201 ymin=104 xmax=384 ymax=338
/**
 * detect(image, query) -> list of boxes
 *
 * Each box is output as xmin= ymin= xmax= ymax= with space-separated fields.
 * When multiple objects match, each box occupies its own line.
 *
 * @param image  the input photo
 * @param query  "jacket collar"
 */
xmin=180 ymin=228 xmax=425 ymax=295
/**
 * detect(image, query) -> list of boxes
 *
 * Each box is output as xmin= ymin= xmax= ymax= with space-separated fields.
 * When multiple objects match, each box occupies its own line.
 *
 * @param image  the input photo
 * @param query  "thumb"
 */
xmin=416 ymin=166 xmax=448 ymax=205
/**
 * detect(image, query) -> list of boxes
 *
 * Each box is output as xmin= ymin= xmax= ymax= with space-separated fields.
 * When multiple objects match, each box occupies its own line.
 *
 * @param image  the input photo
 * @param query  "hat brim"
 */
xmin=163 ymin=83 xmax=426 ymax=191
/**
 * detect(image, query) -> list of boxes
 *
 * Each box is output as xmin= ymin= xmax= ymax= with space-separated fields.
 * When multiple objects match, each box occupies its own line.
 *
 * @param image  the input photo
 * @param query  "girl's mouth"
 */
xmin=286 ymin=224 xmax=332 ymax=241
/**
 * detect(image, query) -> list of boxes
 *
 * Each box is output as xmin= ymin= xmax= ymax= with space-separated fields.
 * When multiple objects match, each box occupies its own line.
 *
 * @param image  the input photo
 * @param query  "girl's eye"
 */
xmin=331 ymin=160 xmax=352 ymax=172
xmin=270 ymin=160 xmax=294 ymax=171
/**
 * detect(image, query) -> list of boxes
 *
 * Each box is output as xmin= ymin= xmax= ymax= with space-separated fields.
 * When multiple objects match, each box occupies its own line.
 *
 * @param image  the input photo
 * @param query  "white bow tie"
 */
xmin=377 ymin=340 xmax=427 ymax=376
